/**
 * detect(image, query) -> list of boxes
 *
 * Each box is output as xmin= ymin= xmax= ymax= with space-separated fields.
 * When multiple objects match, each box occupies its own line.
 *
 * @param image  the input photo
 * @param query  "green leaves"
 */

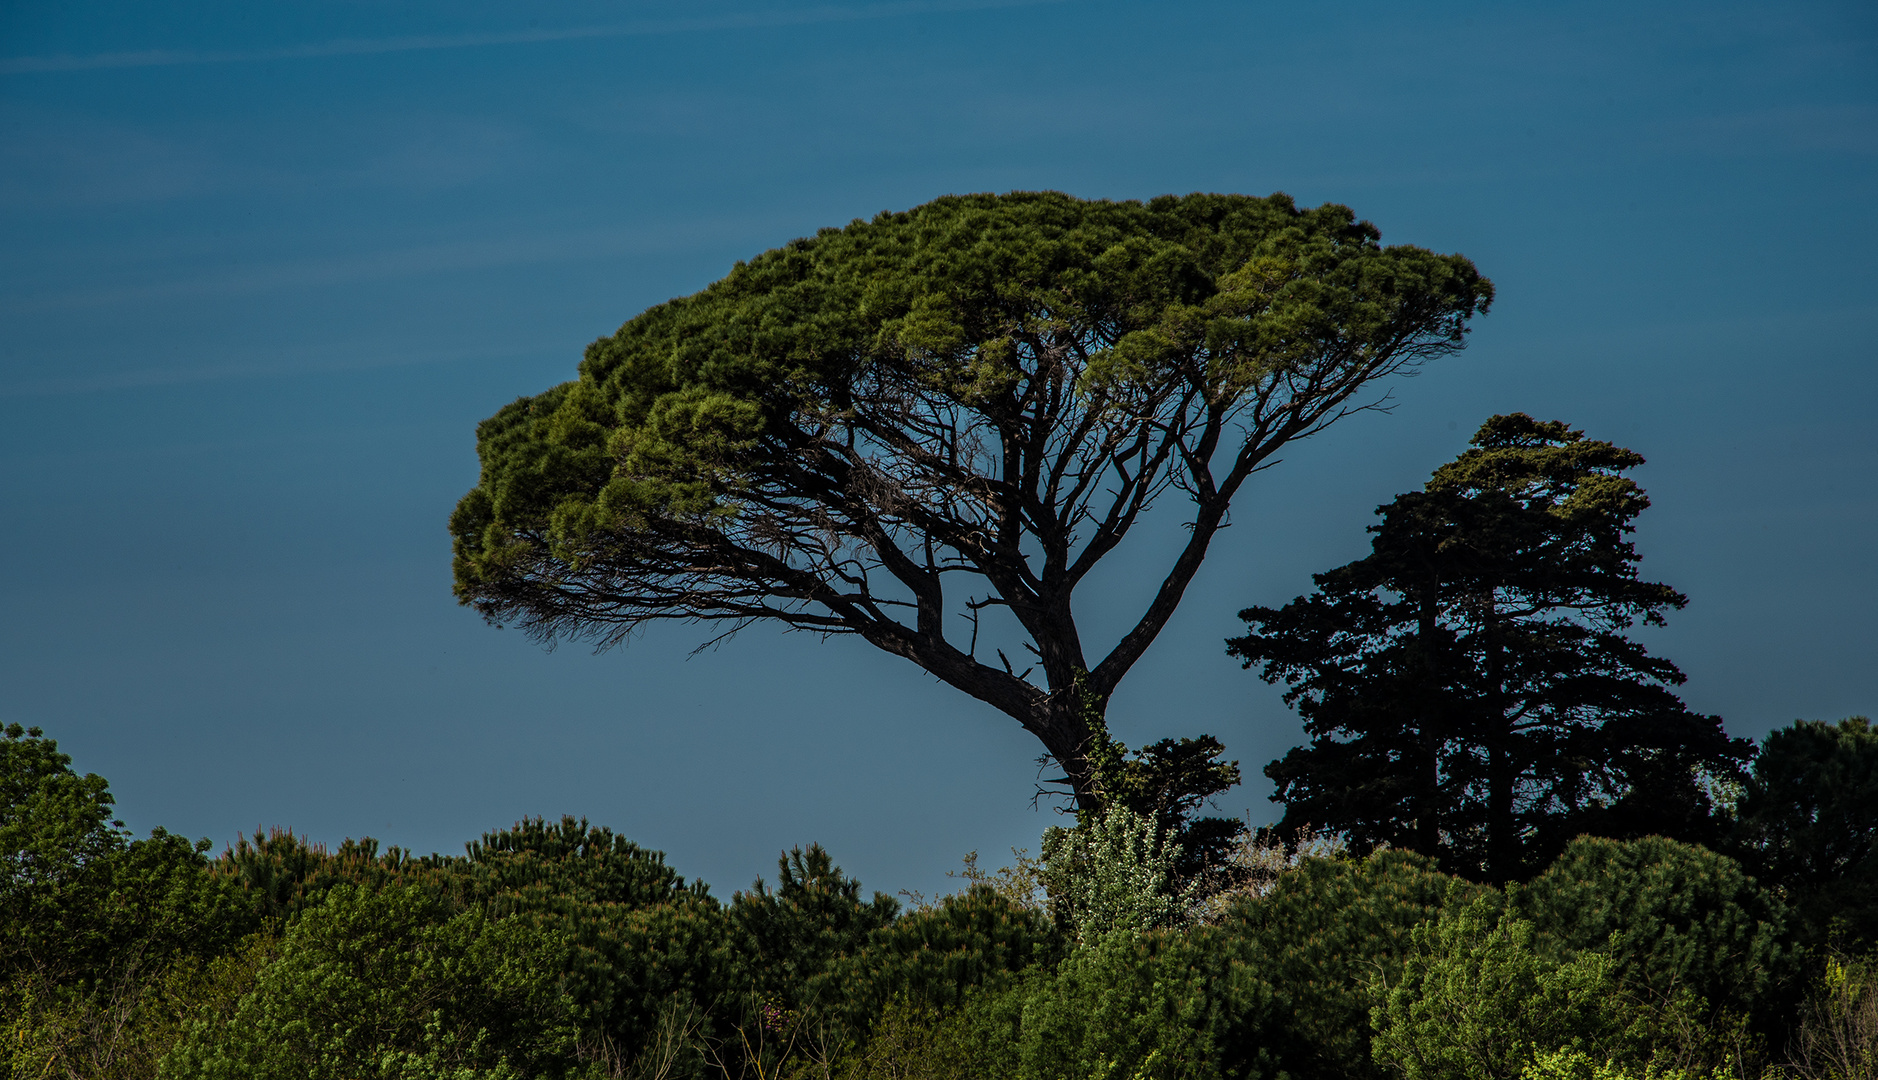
xmin=1516 ymin=836 xmax=1792 ymax=1033
xmin=1198 ymin=850 xmax=1468 ymax=1080
xmin=13 ymin=721 xmax=1845 ymax=1080
xmin=1372 ymin=893 xmax=1638 ymax=1080
xmin=1373 ymin=837 xmax=1795 ymax=1080
xmin=2 ymin=725 xmax=250 ymax=990
xmin=1 ymin=723 xmax=125 ymax=981
xmin=162 ymin=884 xmax=583 ymax=1080
xmin=1040 ymin=805 xmax=1199 ymax=944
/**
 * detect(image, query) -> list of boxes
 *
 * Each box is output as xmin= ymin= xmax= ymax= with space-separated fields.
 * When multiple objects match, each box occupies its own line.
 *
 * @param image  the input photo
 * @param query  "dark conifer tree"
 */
xmin=1729 ymin=716 xmax=1878 ymax=949
xmin=1228 ymin=414 xmax=1752 ymax=882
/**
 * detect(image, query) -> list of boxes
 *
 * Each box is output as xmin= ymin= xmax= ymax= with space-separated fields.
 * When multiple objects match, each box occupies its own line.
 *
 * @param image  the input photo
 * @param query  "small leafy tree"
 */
xmin=1230 ymin=415 xmax=1753 ymax=881
xmin=2 ymin=723 xmax=254 ymax=1080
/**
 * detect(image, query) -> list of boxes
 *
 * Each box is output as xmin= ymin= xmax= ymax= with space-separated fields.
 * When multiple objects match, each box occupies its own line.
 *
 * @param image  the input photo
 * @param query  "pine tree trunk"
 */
xmin=1484 ymin=606 xmax=1518 ymax=882
xmin=1031 ymin=695 xmax=1107 ymax=814
xmin=1416 ymin=581 xmax=1444 ymax=856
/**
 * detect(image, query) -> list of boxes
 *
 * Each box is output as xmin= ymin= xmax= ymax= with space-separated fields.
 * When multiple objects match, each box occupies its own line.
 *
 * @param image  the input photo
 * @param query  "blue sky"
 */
xmin=2 ymin=0 xmax=1873 ymax=900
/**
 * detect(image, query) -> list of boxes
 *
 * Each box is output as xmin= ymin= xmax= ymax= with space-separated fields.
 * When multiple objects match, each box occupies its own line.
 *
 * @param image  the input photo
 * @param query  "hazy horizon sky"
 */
xmin=3 ymin=0 xmax=1873 ymax=900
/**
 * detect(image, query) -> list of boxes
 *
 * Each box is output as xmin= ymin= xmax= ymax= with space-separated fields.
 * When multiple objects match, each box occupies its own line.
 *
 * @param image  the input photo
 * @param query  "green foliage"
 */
xmin=464 ymin=816 xmax=714 ymax=908
xmin=3 ymin=932 xmax=278 ymax=1080
xmin=1040 ymin=804 xmax=1201 ymax=943
xmin=16 ymin=719 xmax=1867 ymax=1080
xmin=215 ymin=827 xmax=458 ymax=923
xmin=542 ymin=893 xmax=733 ymax=1072
xmin=455 ymin=192 xmax=1489 ymax=622
xmin=2 ymin=723 xmax=248 ymax=986
xmin=1013 ymin=930 xmax=1217 ymax=1080
xmin=1231 ymin=415 xmax=1752 ymax=881
xmin=1515 ymin=836 xmax=1792 ymax=1036
xmin=1196 ymin=849 xmax=1469 ymax=1080
xmin=457 ymin=818 xmax=733 ymax=1073
xmin=1084 ymin=724 xmax=1248 ymax=886
xmin=451 ymin=190 xmax=1491 ymax=814
xmin=840 ymin=883 xmax=1061 ymax=1017
xmin=1789 ymin=950 xmax=1878 ymax=1080
xmin=1372 ymin=893 xmax=1639 ymax=1080
xmin=2 ymin=723 xmax=257 ymax=1080
xmin=1519 ymin=1047 xmax=1721 ymax=1080
xmin=161 ymin=883 xmax=585 ymax=1080
xmin=1730 ymin=718 xmax=1878 ymax=950
xmin=1 ymin=722 xmax=125 ymax=982
xmin=833 ymin=998 xmax=966 ymax=1080
xmin=843 ymin=932 xmax=1219 ymax=1080
xmin=1373 ymin=872 xmax=1772 ymax=1080
xmin=731 ymin=845 xmax=900 ymax=1010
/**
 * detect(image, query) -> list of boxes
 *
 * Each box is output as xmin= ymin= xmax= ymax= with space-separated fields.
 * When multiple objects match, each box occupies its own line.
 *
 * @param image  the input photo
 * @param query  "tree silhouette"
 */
xmin=1229 ymin=415 xmax=1751 ymax=881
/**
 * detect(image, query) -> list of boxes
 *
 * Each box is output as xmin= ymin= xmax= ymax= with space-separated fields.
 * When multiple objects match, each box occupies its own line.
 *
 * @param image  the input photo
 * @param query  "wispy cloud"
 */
xmin=0 ymin=0 xmax=1061 ymax=75
xmin=0 ymin=213 xmax=778 ymax=318
xmin=0 ymin=341 xmax=549 ymax=399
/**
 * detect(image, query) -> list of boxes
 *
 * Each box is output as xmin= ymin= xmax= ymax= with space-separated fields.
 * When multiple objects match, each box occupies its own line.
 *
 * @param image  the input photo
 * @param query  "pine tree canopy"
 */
xmin=451 ymin=190 xmax=1491 ymax=811
xmin=1229 ymin=414 xmax=1753 ymax=882
xmin=1729 ymin=716 xmax=1878 ymax=949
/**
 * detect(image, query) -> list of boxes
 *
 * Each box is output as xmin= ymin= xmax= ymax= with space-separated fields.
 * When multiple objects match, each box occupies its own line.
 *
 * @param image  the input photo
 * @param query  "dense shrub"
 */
xmin=1195 ymin=849 xmax=1471 ymax=1080
xmin=215 ymin=827 xmax=456 ymax=923
xmin=841 ymin=883 xmax=1061 ymax=1017
xmin=1040 ymin=804 xmax=1200 ymax=943
xmin=10 ymin=719 xmax=1864 ymax=1080
xmin=730 ymin=844 xmax=899 ymax=1008
xmin=161 ymin=883 xmax=583 ymax=1080
xmin=1516 ymin=835 xmax=1793 ymax=1037
xmin=460 ymin=818 xmax=735 ymax=1072
xmin=1372 ymin=893 xmax=1640 ymax=1080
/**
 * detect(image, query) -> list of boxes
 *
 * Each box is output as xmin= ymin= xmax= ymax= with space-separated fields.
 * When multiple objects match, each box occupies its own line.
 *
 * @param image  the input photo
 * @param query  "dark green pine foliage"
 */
xmin=1515 ymin=835 xmax=1794 ymax=1039
xmin=838 ymin=884 xmax=1062 ymax=1020
xmin=463 ymin=815 xmax=714 ymax=908
xmin=1192 ymin=851 xmax=1474 ymax=1080
xmin=1092 ymin=732 xmax=1248 ymax=885
xmin=1229 ymin=415 xmax=1753 ymax=882
xmin=216 ymin=815 xmax=739 ymax=1069
xmin=451 ymin=190 xmax=1492 ymax=814
xmin=161 ymin=882 xmax=585 ymax=1080
xmin=1729 ymin=717 xmax=1878 ymax=950
xmin=462 ymin=817 xmax=735 ymax=1066
xmin=215 ymin=827 xmax=459 ymax=923
xmin=730 ymin=845 xmax=900 ymax=1013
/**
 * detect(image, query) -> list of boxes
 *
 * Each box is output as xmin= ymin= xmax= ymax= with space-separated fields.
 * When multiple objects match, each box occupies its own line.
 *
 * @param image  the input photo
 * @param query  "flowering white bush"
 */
xmin=1041 ymin=805 xmax=1199 ymax=943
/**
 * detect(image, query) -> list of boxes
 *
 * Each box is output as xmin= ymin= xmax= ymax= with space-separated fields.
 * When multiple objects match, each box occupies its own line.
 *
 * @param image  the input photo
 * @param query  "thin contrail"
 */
xmin=0 ymin=0 xmax=1063 ymax=75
